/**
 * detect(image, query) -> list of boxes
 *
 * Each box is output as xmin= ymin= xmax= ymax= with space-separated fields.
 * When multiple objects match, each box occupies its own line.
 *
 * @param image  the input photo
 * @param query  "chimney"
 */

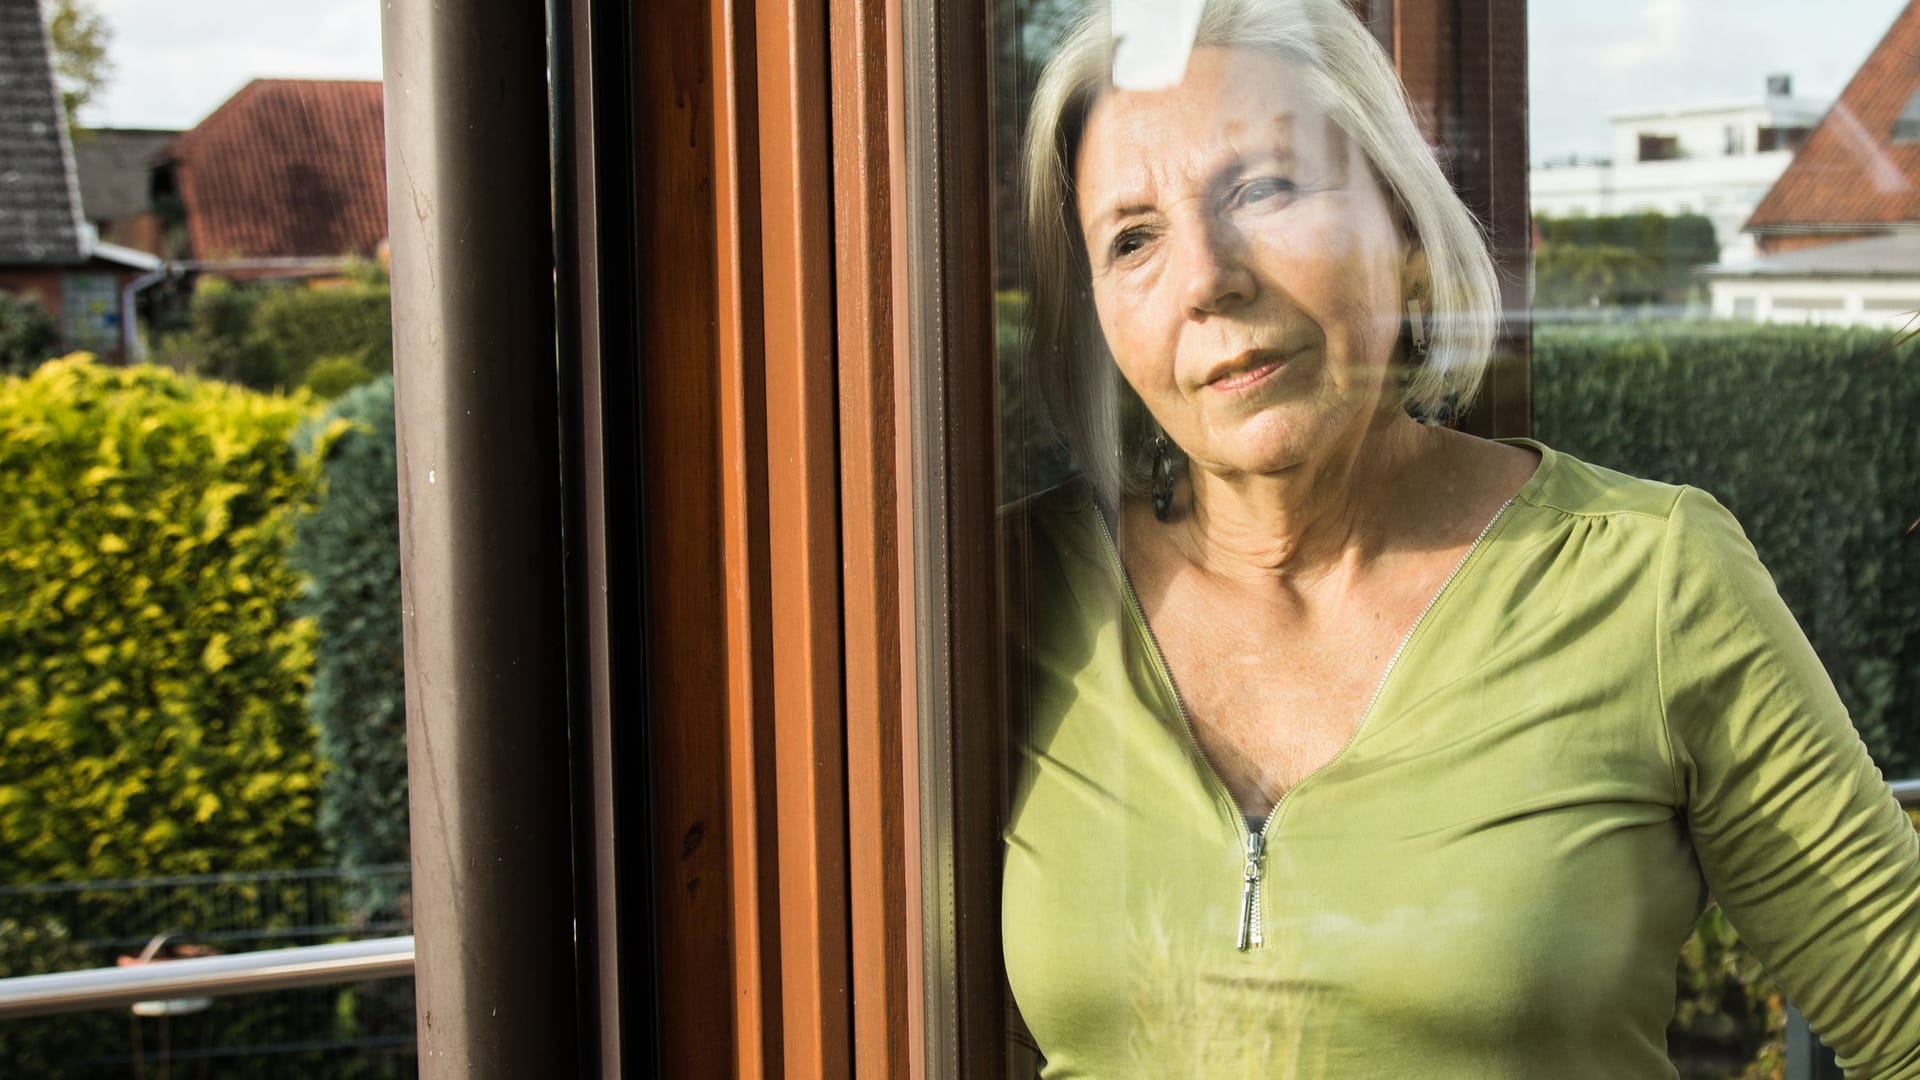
xmin=1767 ymin=73 xmax=1793 ymax=97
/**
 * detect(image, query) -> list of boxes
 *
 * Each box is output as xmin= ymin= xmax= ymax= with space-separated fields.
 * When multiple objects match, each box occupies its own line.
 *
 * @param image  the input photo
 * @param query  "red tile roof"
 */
xmin=1748 ymin=2 xmax=1920 ymax=233
xmin=168 ymin=79 xmax=387 ymax=260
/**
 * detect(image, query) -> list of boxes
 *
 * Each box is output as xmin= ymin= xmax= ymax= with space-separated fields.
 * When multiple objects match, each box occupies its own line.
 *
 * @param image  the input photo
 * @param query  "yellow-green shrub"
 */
xmin=0 ymin=356 xmax=327 ymax=884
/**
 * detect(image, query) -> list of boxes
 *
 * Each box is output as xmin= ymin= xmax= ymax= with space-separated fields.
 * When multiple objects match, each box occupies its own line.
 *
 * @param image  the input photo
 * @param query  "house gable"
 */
xmin=1747 ymin=0 xmax=1920 ymax=241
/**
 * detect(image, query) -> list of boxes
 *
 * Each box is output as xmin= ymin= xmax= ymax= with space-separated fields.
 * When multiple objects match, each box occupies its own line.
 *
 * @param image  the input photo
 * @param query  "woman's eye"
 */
xmin=1236 ymin=177 xmax=1297 ymax=207
xmin=1109 ymin=229 xmax=1151 ymax=262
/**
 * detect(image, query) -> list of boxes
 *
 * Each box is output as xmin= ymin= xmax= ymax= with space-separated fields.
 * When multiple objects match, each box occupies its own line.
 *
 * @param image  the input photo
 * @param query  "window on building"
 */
xmin=1862 ymin=297 xmax=1920 ymax=313
xmin=1758 ymin=124 xmax=1813 ymax=152
xmin=1893 ymin=87 xmax=1920 ymax=142
xmin=1638 ymin=132 xmax=1682 ymax=161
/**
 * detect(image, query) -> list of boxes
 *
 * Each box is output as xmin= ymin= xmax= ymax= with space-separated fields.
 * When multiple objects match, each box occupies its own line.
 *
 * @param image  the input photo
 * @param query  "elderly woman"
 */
xmin=1000 ymin=0 xmax=1920 ymax=1076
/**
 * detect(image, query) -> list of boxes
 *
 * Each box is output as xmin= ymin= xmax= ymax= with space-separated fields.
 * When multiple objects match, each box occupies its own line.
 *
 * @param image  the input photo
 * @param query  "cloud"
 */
xmin=1594 ymin=0 xmax=1691 ymax=75
xmin=86 ymin=0 xmax=382 ymax=128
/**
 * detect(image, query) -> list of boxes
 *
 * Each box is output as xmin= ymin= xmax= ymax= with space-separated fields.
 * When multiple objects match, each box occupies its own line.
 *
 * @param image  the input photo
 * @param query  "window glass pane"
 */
xmin=991 ymin=2 xmax=1920 ymax=1076
xmin=1 ymin=0 xmax=412 ymax=1072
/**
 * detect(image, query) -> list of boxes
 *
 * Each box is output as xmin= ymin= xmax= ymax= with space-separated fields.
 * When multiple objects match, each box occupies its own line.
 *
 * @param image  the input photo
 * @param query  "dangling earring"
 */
xmin=1151 ymin=432 xmax=1176 ymax=522
xmin=1405 ymin=297 xmax=1430 ymax=355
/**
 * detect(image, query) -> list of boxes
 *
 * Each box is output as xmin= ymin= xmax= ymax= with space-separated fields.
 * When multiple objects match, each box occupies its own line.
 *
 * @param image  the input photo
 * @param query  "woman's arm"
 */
xmin=1658 ymin=486 xmax=1920 ymax=1077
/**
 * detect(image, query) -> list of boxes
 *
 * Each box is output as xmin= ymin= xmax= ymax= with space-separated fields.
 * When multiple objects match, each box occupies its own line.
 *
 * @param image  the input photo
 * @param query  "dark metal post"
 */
xmin=1786 ymin=1006 xmax=1844 ymax=1080
xmin=381 ymin=0 xmax=580 ymax=1073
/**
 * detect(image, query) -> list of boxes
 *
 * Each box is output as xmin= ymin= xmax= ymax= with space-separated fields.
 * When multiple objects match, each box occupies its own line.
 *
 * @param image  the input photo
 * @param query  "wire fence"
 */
xmin=0 ymin=865 xmax=415 ymax=1078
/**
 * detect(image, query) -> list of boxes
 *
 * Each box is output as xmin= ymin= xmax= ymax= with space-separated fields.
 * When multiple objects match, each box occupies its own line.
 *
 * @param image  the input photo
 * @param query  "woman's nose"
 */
xmin=1174 ymin=221 xmax=1255 ymax=317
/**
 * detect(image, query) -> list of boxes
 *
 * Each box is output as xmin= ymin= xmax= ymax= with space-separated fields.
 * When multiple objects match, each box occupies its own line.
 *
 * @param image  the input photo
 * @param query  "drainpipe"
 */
xmin=120 ymin=268 xmax=170 ymax=361
xmin=382 ymin=0 xmax=580 ymax=1074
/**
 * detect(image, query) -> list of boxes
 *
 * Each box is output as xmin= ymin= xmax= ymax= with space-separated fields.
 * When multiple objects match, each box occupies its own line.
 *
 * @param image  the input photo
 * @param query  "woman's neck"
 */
xmin=1169 ymin=411 xmax=1439 ymax=588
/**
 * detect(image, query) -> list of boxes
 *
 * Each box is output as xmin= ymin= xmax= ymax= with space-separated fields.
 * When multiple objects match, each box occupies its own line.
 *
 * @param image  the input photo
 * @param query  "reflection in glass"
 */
xmin=992 ymin=2 xmax=1920 ymax=1076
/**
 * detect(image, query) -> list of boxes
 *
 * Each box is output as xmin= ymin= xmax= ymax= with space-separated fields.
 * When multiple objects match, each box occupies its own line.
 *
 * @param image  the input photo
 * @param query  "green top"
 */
xmin=1001 ymin=441 xmax=1920 ymax=1079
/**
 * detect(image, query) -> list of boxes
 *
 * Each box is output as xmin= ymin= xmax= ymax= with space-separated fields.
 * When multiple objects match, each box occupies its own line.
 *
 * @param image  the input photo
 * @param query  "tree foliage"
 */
xmin=0 ymin=290 xmax=61 ymax=375
xmin=156 ymin=267 xmax=394 ymax=392
xmin=0 ymin=357 xmax=328 ymax=885
xmin=1534 ymin=213 xmax=1720 ymax=308
xmin=45 ymin=0 xmax=112 ymax=129
xmin=1534 ymin=244 xmax=1667 ymax=309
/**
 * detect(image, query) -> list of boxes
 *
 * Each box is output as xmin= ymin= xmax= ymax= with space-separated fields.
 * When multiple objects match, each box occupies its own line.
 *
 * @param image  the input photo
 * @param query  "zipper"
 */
xmin=1236 ymin=829 xmax=1267 ymax=950
xmin=1092 ymin=495 xmax=1515 ymax=952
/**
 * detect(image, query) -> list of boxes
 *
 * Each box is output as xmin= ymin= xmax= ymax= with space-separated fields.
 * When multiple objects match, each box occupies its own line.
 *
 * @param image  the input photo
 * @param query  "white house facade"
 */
xmin=1704 ymin=232 xmax=1920 ymax=328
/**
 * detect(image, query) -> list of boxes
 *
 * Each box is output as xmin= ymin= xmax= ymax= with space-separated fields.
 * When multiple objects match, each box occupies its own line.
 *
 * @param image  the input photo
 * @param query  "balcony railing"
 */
xmin=0 ymin=936 xmax=413 ymax=1020
xmin=0 ymin=781 xmax=1913 ymax=1073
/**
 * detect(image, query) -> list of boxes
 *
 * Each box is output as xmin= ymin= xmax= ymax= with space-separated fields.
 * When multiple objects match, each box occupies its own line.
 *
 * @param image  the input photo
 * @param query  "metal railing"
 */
xmin=0 ymin=936 xmax=413 ymax=1020
xmin=0 ymin=780 xmax=1912 ymax=1069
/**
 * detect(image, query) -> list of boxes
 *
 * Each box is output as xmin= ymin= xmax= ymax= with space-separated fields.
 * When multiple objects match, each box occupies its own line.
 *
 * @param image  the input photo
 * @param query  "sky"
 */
xmin=84 ymin=0 xmax=382 ymax=131
xmin=82 ymin=0 xmax=1909 ymax=165
xmin=1528 ymin=0 xmax=1907 ymax=162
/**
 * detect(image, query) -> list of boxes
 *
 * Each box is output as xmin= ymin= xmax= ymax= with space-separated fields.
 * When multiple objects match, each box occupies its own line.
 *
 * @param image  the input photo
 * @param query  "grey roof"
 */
xmin=71 ymin=128 xmax=177 ymax=221
xmin=0 ymin=0 xmax=84 ymax=264
xmin=1701 ymin=232 xmax=1920 ymax=279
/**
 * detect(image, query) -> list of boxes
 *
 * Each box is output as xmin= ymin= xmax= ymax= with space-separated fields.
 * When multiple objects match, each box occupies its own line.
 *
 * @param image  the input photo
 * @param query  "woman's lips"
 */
xmin=1206 ymin=354 xmax=1287 ymax=392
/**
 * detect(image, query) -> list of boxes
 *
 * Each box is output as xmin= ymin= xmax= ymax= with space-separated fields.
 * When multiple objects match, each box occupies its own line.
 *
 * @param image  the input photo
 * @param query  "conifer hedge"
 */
xmin=293 ymin=376 xmax=409 ymax=910
xmin=0 ymin=357 xmax=328 ymax=884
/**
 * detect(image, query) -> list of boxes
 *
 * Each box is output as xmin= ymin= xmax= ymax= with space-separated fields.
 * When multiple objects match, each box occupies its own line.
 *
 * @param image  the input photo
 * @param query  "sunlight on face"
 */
xmin=1075 ymin=46 xmax=1417 ymax=481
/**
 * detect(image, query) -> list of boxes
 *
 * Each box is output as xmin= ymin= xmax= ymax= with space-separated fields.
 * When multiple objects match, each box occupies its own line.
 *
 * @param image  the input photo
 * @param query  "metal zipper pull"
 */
xmin=1236 ymin=830 xmax=1266 ymax=951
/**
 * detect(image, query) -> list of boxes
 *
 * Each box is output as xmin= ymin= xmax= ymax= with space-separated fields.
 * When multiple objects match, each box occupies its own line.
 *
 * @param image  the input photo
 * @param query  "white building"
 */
xmin=1704 ymin=232 xmax=1920 ymax=328
xmin=1531 ymin=76 xmax=1827 ymax=264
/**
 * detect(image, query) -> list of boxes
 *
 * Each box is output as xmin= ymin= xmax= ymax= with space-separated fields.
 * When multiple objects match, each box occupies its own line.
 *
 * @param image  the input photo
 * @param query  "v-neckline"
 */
xmin=1090 ymin=440 xmax=1549 ymax=824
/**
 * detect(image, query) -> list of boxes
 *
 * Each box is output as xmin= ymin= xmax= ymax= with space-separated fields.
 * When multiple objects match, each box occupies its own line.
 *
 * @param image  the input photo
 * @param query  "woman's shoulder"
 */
xmin=1490 ymin=438 xmax=1770 ymax=592
xmin=1497 ymin=437 xmax=1693 ymax=525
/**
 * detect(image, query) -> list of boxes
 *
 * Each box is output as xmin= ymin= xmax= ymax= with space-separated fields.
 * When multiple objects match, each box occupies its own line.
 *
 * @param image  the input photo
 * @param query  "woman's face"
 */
xmin=1075 ymin=46 xmax=1417 ymax=481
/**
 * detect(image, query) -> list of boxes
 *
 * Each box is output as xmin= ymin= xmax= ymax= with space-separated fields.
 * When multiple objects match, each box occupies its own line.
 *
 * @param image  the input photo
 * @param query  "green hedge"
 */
xmin=0 ymin=358 xmax=326 ymax=884
xmin=1535 ymin=321 xmax=1920 ymax=774
xmin=251 ymin=281 xmax=393 ymax=383
xmin=293 ymin=377 xmax=409 ymax=913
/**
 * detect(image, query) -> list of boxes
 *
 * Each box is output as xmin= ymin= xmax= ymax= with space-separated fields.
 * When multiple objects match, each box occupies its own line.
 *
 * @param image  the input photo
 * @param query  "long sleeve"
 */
xmin=1658 ymin=486 xmax=1920 ymax=1077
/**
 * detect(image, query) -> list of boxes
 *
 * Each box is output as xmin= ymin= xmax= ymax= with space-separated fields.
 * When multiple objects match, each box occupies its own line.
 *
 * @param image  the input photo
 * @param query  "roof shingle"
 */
xmin=72 ymin=128 xmax=178 ymax=221
xmin=168 ymin=79 xmax=388 ymax=261
xmin=0 ymin=0 xmax=85 ymax=264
